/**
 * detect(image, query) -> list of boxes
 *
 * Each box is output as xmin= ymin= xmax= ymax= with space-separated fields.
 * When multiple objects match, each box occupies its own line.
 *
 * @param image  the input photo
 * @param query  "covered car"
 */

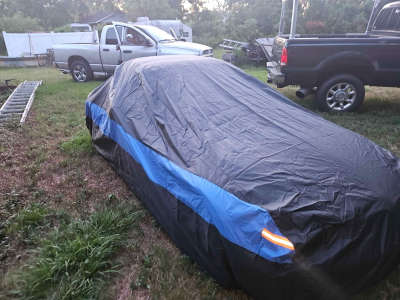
xmin=85 ymin=56 xmax=400 ymax=299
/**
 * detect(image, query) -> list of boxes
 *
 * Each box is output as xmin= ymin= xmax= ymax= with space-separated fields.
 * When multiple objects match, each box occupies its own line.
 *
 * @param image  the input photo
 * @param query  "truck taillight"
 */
xmin=281 ymin=47 xmax=288 ymax=66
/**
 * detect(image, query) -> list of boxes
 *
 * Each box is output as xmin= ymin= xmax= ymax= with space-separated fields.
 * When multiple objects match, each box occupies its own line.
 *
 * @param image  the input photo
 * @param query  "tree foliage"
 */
xmin=0 ymin=0 xmax=396 ymax=50
xmin=0 ymin=12 xmax=43 ymax=33
xmin=124 ymin=0 xmax=181 ymax=20
xmin=0 ymin=12 xmax=43 ymax=55
xmin=11 ymin=0 xmax=73 ymax=31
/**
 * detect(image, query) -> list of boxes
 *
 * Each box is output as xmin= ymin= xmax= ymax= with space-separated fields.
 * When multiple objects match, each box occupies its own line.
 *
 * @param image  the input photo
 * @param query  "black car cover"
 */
xmin=85 ymin=56 xmax=400 ymax=299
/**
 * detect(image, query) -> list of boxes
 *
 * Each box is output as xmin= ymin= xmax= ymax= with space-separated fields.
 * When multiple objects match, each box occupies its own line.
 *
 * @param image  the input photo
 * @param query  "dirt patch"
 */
xmin=115 ymin=271 xmax=135 ymax=300
xmin=0 ymin=85 xmax=16 ymax=92
xmin=0 ymin=86 xmax=15 ymax=107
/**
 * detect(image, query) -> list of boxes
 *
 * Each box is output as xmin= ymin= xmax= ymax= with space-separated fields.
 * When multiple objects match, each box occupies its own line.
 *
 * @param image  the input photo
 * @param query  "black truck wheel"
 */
xmin=71 ymin=60 xmax=93 ymax=83
xmin=315 ymin=74 xmax=365 ymax=112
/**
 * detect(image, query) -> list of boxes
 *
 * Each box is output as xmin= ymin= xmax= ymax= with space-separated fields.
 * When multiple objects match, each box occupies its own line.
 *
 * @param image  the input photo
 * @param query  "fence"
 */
xmin=2 ymin=31 xmax=99 ymax=58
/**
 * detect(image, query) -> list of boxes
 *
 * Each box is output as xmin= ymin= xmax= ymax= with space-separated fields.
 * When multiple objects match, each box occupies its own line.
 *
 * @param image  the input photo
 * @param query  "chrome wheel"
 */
xmin=326 ymin=83 xmax=357 ymax=111
xmin=316 ymin=74 xmax=365 ymax=112
xmin=73 ymin=65 xmax=87 ymax=82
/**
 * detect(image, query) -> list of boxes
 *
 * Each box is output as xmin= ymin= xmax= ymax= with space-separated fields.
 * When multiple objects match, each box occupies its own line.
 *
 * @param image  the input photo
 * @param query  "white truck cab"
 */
xmin=53 ymin=22 xmax=213 ymax=82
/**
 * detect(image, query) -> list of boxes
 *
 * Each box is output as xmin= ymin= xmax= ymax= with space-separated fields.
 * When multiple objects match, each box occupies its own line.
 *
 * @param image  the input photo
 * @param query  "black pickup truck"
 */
xmin=267 ymin=1 xmax=400 ymax=112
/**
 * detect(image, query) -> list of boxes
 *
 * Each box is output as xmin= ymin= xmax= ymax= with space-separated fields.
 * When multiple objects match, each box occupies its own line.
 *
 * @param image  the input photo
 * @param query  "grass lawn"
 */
xmin=0 ymin=63 xmax=399 ymax=300
xmin=212 ymin=47 xmax=226 ymax=60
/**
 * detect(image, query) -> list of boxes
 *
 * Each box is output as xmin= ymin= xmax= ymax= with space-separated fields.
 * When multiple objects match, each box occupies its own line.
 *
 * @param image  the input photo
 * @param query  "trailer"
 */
xmin=219 ymin=38 xmax=270 ymax=64
xmin=133 ymin=17 xmax=192 ymax=43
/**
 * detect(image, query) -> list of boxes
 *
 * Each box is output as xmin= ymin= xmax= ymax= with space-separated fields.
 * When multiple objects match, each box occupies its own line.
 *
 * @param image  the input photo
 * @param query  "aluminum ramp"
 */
xmin=0 ymin=80 xmax=42 ymax=126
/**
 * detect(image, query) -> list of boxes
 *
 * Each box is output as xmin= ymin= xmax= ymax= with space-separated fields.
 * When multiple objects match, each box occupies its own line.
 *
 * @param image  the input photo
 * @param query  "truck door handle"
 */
xmin=123 ymin=50 xmax=132 ymax=53
xmin=103 ymin=49 xmax=109 ymax=51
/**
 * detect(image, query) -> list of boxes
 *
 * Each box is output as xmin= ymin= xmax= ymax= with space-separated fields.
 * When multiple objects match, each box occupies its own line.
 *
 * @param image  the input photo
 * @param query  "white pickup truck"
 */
xmin=53 ymin=22 xmax=213 ymax=82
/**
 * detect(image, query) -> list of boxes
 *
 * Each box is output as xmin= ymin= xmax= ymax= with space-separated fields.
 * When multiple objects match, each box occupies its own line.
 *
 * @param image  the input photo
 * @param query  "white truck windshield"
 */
xmin=136 ymin=26 xmax=176 ymax=42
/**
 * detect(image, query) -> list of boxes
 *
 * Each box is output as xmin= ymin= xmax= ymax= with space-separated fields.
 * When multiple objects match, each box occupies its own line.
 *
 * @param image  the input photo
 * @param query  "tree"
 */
xmin=11 ymin=0 xmax=72 ymax=31
xmin=0 ymin=0 xmax=17 ymax=17
xmin=214 ymin=0 xmax=231 ymax=23
xmin=246 ymin=0 xmax=283 ymax=36
xmin=0 ymin=12 xmax=43 ymax=55
xmin=0 ymin=0 xmax=396 ymax=46
xmin=0 ymin=12 xmax=43 ymax=32
xmin=168 ymin=0 xmax=185 ymax=18
xmin=70 ymin=0 xmax=122 ymax=22
xmin=2 ymin=0 xmax=122 ymax=31
xmin=124 ymin=0 xmax=181 ymax=20
xmin=305 ymin=21 xmax=325 ymax=34
xmin=185 ymin=0 xmax=204 ymax=14
xmin=187 ymin=9 xmax=226 ymax=47
xmin=235 ymin=18 xmax=260 ymax=42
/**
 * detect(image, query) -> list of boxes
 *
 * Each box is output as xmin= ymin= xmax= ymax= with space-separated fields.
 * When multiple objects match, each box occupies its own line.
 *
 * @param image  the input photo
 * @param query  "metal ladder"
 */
xmin=0 ymin=80 xmax=42 ymax=126
xmin=219 ymin=39 xmax=245 ymax=50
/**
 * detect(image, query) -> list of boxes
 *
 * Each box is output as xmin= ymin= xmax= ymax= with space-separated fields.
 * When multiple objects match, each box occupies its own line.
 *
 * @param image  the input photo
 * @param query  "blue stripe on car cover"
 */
xmin=86 ymin=101 xmax=295 ymax=263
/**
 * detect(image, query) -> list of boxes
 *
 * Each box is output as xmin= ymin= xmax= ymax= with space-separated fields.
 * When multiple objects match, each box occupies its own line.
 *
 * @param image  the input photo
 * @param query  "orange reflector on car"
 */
xmin=262 ymin=229 xmax=294 ymax=251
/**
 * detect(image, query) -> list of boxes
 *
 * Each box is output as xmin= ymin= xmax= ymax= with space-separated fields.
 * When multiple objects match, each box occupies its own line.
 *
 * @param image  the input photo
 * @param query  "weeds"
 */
xmin=7 ymin=202 xmax=69 ymax=243
xmin=8 ymin=203 xmax=49 ymax=233
xmin=8 ymin=205 xmax=143 ymax=300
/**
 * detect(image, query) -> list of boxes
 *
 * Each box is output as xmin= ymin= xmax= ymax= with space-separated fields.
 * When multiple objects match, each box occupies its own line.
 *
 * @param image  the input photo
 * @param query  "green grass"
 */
xmin=9 ymin=203 xmax=49 ymax=232
xmin=1 ymin=203 xmax=70 ymax=263
xmin=7 ymin=203 xmax=68 ymax=242
xmin=5 ymin=205 xmax=143 ymax=300
xmin=133 ymin=246 xmax=219 ymax=299
xmin=213 ymin=47 xmax=226 ymax=60
xmin=60 ymin=129 xmax=94 ymax=153
xmin=0 ymin=65 xmax=399 ymax=300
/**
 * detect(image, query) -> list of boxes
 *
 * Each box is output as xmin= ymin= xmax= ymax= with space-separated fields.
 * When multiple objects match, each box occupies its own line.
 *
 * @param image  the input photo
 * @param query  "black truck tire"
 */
xmin=70 ymin=60 xmax=93 ymax=83
xmin=315 ymin=74 xmax=365 ymax=112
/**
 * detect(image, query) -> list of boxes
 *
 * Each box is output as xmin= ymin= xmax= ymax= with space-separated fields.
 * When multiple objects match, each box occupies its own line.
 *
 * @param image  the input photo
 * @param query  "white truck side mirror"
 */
xmin=145 ymin=38 xmax=154 ymax=47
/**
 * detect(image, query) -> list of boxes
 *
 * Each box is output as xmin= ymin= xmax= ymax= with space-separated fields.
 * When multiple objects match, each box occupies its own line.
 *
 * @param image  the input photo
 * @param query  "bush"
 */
xmin=53 ymin=24 xmax=74 ymax=33
xmin=233 ymin=49 xmax=248 ymax=67
xmin=194 ymin=32 xmax=224 ymax=48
